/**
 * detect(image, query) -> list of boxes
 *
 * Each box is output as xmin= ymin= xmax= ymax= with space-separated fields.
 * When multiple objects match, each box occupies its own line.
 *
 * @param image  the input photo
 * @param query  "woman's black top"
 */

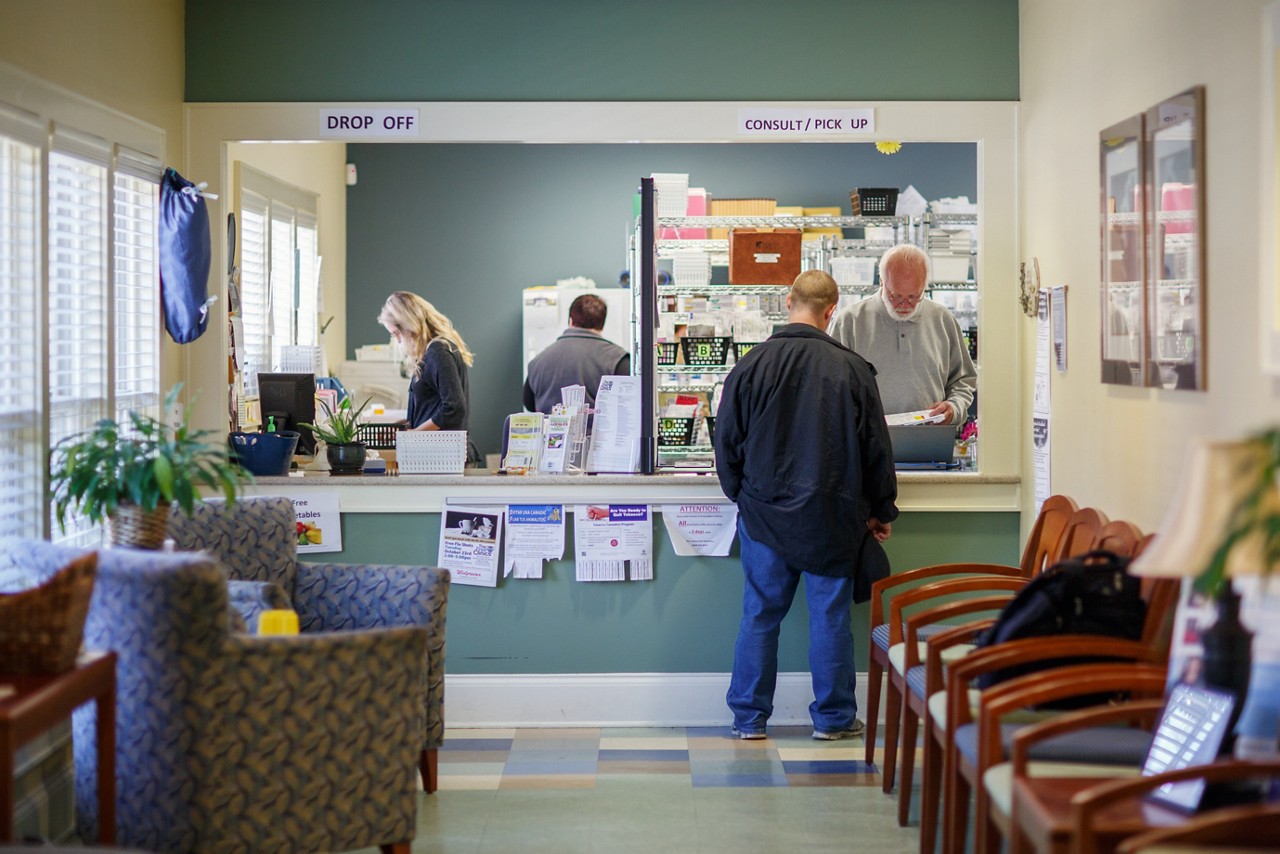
xmin=406 ymin=338 xmax=470 ymax=431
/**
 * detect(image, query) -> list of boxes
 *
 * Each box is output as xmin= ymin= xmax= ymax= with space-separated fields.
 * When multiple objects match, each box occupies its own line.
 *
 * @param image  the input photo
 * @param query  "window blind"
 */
xmin=238 ymin=188 xmax=269 ymax=395
xmin=112 ymin=165 xmax=160 ymax=422
xmin=0 ymin=131 xmax=41 ymax=538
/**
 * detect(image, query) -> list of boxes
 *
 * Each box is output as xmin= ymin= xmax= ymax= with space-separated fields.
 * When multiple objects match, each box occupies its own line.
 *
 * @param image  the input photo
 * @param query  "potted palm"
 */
xmin=300 ymin=396 xmax=373 ymax=475
xmin=50 ymin=385 xmax=251 ymax=549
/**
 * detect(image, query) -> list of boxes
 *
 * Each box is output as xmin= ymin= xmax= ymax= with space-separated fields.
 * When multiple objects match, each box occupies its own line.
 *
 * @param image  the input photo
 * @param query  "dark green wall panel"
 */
xmin=316 ymin=510 xmax=1020 ymax=675
xmin=185 ymin=0 xmax=1019 ymax=102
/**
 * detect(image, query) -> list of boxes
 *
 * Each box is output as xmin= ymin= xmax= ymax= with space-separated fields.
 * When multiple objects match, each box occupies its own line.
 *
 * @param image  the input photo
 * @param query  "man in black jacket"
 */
xmin=714 ymin=270 xmax=898 ymax=740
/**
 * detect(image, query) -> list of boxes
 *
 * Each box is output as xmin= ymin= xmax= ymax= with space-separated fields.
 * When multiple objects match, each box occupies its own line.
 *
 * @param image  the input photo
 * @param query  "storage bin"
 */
xmin=733 ymin=341 xmax=761 ymax=361
xmin=729 ymin=228 xmax=802 ymax=285
xmin=396 ymin=430 xmax=468 ymax=474
xmin=680 ymin=336 xmax=733 ymax=366
xmin=850 ymin=188 xmax=899 ymax=216
xmin=356 ymin=422 xmax=406 ymax=449
xmin=656 ymin=341 xmax=679 ymax=366
xmin=228 ymin=431 xmax=300 ymax=476
xmin=657 ymin=417 xmax=697 ymax=446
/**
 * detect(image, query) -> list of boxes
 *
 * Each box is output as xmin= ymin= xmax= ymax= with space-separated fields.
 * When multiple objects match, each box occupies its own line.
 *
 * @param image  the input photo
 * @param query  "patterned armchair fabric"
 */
xmin=167 ymin=496 xmax=450 ymax=788
xmin=0 ymin=537 xmax=426 ymax=854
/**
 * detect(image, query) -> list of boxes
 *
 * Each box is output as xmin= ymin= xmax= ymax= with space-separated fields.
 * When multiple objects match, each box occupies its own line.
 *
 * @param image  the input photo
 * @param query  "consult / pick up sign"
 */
xmin=318 ymin=108 xmax=421 ymax=138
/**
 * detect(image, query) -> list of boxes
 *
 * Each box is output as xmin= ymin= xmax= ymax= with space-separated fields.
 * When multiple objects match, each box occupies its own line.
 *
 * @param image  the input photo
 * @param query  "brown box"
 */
xmin=729 ymin=228 xmax=802 ymax=285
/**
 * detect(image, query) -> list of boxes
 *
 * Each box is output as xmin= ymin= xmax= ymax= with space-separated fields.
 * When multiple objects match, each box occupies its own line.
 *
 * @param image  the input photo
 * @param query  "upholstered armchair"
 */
xmin=0 ymin=537 xmax=426 ymax=854
xmin=167 ymin=495 xmax=450 ymax=792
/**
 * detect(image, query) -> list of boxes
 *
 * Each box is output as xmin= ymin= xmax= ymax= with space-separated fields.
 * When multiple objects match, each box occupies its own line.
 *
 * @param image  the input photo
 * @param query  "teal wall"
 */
xmin=185 ymin=0 xmax=1019 ymax=102
xmin=321 ymin=510 xmax=1020 ymax=674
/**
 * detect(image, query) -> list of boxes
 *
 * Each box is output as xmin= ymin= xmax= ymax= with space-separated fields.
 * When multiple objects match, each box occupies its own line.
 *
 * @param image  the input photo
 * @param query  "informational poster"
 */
xmin=292 ymin=492 xmax=342 ymax=554
xmin=438 ymin=503 xmax=503 ymax=588
xmin=538 ymin=415 xmax=571 ymax=474
xmin=659 ymin=503 xmax=738 ymax=556
xmin=1051 ymin=285 xmax=1068 ymax=372
xmin=504 ymin=504 xmax=566 ymax=579
xmin=573 ymin=504 xmax=653 ymax=581
xmin=1032 ymin=290 xmax=1052 ymax=512
xmin=503 ymin=413 xmax=544 ymax=471
xmin=585 ymin=376 xmax=642 ymax=473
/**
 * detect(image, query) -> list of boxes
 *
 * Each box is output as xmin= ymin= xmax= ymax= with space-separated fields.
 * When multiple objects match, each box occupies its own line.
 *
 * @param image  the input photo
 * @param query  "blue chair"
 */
xmin=166 ymin=495 xmax=450 ymax=792
xmin=0 ymin=537 xmax=426 ymax=854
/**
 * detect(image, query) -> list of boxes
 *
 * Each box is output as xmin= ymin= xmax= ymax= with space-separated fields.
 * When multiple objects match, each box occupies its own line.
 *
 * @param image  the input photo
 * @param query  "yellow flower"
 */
xmin=875 ymin=141 xmax=902 ymax=155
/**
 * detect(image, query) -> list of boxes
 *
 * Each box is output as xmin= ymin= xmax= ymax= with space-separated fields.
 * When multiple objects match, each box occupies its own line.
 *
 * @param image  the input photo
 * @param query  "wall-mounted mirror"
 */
xmin=1145 ymin=85 xmax=1205 ymax=390
xmin=1100 ymin=113 xmax=1146 ymax=386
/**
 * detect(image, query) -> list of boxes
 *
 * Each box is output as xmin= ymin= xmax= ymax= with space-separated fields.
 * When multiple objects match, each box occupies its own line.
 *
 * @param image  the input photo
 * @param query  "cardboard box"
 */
xmin=729 ymin=229 xmax=801 ymax=285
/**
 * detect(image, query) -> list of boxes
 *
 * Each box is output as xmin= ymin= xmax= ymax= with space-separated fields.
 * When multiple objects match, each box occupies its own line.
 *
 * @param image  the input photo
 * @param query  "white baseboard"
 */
xmin=444 ymin=672 xmax=878 ymax=729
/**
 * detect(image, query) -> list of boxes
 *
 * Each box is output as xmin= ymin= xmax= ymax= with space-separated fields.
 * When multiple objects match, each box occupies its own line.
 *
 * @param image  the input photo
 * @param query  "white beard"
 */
xmin=880 ymin=287 xmax=922 ymax=322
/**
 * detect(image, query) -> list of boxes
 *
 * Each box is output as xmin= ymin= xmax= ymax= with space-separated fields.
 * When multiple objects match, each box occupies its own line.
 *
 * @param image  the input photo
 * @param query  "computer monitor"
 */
xmin=257 ymin=372 xmax=316 ymax=454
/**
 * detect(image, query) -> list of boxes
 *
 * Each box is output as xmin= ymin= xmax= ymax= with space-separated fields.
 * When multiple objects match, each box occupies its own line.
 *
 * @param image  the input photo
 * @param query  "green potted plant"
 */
xmin=50 ymin=384 xmax=251 ymax=549
xmin=300 ymin=396 xmax=373 ymax=475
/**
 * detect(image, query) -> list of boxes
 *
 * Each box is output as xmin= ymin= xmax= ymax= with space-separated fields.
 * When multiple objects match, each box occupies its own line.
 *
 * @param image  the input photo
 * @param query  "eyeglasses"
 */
xmin=884 ymin=288 xmax=924 ymax=307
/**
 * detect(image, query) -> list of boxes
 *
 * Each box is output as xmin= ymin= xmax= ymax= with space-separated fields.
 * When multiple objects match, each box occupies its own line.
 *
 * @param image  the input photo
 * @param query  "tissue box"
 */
xmin=729 ymin=229 xmax=801 ymax=285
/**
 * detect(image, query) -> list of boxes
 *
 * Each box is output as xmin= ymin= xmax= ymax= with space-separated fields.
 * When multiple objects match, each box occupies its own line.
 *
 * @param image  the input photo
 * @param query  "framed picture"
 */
xmin=1099 ymin=113 xmax=1147 ymax=386
xmin=1144 ymin=86 xmax=1205 ymax=390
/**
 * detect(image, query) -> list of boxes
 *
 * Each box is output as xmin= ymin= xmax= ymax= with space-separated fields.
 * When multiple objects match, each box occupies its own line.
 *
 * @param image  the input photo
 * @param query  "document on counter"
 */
xmin=886 ymin=409 xmax=946 ymax=426
xmin=504 ymin=504 xmax=565 ymax=579
xmin=660 ymin=503 xmax=738 ymax=556
xmin=438 ymin=503 xmax=502 ymax=588
xmin=573 ymin=504 xmax=653 ymax=581
xmin=585 ymin=376 xmax=642 ymax=473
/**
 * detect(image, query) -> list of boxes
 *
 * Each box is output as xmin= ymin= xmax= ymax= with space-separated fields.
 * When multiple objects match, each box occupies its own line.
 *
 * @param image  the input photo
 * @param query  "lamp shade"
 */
xmin=1129 ymin=438 xmax=1279 ymax=579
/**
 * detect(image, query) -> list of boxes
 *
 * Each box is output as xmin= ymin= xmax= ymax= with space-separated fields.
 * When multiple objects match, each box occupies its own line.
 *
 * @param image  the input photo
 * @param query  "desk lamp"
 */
xmin=1130 ymin=433 xmax=1280 ymax=755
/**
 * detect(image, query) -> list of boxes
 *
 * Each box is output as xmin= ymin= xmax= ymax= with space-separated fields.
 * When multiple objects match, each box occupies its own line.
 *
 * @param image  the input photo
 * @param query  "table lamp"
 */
xmin=1130 ymin=433 xmax=1280 ymax=754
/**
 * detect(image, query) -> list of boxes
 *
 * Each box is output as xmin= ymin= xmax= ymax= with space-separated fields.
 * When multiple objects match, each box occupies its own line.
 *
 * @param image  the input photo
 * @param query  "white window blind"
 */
xmin=0 ymin=125 xmax=42 ymax=538
xmin=234 ymin=164 xmax=319 ymax=397
xmin=113 ymin=147 xmax=161 ymax=423
xmin=48 ymin=131 xmax=109 ymax=546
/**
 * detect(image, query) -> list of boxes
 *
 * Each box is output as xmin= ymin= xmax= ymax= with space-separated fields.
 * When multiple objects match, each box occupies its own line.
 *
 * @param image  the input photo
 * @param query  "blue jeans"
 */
xmin=726 ymin=519 xmax=857 ymax=734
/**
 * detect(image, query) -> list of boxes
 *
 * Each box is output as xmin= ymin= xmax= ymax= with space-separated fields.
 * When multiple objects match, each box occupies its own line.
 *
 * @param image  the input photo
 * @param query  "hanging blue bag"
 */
xmin=159 ymin=167 xmax=213 ymax=343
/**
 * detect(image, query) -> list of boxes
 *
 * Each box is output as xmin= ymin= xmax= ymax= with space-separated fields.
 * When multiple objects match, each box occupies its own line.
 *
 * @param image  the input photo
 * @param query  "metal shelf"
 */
xmin=657 ymin=215 xmax=908 ymax=229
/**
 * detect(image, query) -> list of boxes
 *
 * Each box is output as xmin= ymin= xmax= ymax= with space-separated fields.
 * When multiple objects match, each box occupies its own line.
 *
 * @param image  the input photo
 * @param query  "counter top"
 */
xmin=246 ymin=469 xmax=1020 ymax=513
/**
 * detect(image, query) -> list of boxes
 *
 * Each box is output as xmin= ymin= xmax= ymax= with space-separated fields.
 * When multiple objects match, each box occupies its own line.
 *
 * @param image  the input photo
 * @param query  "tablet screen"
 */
xmin=1142 ymin=682 xmax=1235 ymax=814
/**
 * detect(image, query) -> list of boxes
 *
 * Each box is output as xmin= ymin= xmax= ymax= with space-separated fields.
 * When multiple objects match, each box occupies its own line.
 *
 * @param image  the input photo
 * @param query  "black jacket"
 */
xmin=714 ymin=323 xmax=899 ymax=578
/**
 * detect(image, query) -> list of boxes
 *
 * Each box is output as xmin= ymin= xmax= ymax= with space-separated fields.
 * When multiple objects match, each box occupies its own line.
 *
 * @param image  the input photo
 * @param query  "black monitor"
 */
xmin=257 ymin=372 xmax=316 ymax=454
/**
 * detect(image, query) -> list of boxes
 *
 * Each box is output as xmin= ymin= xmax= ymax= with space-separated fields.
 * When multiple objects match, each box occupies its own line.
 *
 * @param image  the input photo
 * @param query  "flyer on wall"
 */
xmin=659 ymin=503 xmax=738 ymax=556
xmin=291 ymin=492 xmax=342 ymax=554
xmin=438 ymin=503 xmax=503 ymax=587
xmin=504 ymin=504 xmax=565 ymax=579
xmin=573 ymin=504 xmax=653 ymax=581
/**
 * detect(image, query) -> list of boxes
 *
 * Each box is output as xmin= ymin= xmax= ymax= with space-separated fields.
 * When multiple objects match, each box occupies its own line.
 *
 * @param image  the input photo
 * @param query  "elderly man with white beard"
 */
xmin=828 ymin=243 xmax=976 ymax=425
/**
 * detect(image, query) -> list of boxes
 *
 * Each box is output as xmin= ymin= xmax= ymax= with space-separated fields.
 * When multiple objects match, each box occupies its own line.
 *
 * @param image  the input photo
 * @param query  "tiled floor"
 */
xmin=354 ymin=725 xmax=922 ymax=854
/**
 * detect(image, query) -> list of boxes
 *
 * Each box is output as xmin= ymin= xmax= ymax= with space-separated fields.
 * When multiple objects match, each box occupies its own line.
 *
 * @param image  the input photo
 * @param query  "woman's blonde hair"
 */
xmin=377 ymin=291 xmax=475 ymax=379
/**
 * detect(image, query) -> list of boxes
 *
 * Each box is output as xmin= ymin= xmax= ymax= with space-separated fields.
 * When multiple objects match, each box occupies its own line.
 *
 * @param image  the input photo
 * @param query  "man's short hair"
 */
xmin=879 ymin=243 xmax=930 ymax=283
xmin=569 ymin=293 xmax=607 ymax=330
xmin=790 ymin=270 xmax=839 ymax=312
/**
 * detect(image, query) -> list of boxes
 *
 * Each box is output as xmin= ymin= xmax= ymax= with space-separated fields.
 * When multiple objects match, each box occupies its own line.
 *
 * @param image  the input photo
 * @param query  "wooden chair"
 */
xmin=879 ymin=576 xmax=1029 ymax=798
xmin=1116 ymin=801 xmax=1280 ymax=852
xmin=942 ymin=646 xmax=1166 ymax=854
xmin=1091 ymin=519 xmax=1145 ymax=558
xmin=1071 ymin=760 xmax=1280 ymax=854
xmin=863 ymin=495 xmax=1079 ymax=772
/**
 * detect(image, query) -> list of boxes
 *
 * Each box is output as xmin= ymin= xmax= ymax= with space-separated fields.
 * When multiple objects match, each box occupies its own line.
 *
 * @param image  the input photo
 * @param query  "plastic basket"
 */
xmin=733 ymin=341 xmax=761 ymax=361
xmin=228 ymin=431 xmax=300 ymax=476
xmin=656 ymin=341 xmax=679 ymax=366
xmin=396 ymin=430 xmax=468 ymax=474
xmin=679 ymin=336 xmax=733 ymax=366
xmin=356 ymin=422 xmax=405 ymax=449
xmin=704 ymin=416 xmax=716 ymax=443
xmin=657 ymin=417 xmax=697 ymax=446
xmin=850 ymin=187 xmax=899 ymax=216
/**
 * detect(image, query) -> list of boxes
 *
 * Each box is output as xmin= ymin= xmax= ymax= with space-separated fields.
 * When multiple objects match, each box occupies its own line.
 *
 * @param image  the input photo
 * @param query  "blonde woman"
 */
xmin=378 ymin=291 xmax=476 ymax=441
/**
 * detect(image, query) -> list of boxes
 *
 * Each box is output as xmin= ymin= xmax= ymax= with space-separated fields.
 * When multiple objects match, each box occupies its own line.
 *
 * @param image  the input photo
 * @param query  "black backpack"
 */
xmin=973 ymin=549 xmax=1147 ymax=702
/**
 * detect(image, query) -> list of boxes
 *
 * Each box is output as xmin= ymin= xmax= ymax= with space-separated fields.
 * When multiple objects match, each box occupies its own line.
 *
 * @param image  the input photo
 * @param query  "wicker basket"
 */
xmin=0 ymin=552 xmax=97 ymax=674
xmin=105 ymin=503 xmax=172 ymax=550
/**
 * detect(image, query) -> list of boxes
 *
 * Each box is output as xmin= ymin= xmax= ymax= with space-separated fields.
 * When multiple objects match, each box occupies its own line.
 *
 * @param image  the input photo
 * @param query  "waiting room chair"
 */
xmin=0 ymin=537 xmax=426 ymax=854
xmin=863 ymin=494 xmax=1080 ymax=774
xmin=1116 ymin=800 xmax=1280 ymax=852
xmin=167 ymin=495 xmax=450 ymax=793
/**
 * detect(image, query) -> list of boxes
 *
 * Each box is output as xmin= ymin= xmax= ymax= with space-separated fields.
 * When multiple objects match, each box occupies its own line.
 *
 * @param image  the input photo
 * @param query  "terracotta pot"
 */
xmin=326 ymin=442 xmax=367 ymax=475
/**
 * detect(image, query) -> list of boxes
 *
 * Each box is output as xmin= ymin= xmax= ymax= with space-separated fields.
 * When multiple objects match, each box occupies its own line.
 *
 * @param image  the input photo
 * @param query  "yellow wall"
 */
xmin=1019 ymin=0 xmax=1279 ymax=531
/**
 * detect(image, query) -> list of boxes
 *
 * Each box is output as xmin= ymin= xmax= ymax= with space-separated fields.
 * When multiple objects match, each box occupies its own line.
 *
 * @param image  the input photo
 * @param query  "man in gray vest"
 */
xmin=523 ymin=293 xmax=630 ymax=414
